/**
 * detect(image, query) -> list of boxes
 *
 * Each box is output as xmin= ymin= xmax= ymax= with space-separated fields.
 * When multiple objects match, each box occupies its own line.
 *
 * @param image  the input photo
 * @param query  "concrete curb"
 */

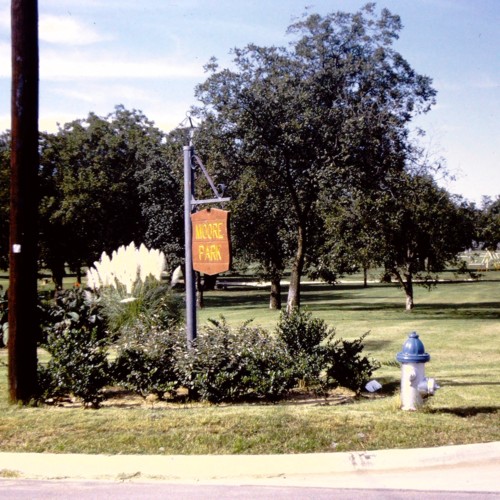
xmin=1 ymin=442 xmax=499 ymax=490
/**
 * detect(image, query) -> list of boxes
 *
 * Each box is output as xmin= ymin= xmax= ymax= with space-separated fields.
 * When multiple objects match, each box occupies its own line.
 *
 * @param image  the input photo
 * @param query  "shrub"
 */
xmin=322 ymin=334 xmax=381 ymax=393
xmin=276 ymin=308 xmax=379 ymax=393
xmin=39 ymin=287 xmax=107 ymax=345
xmin=112 ymin=324 xmax=182 ymax=399
xmin=276 ymin=308 xmax=331 ymax=356
xmin=98 ymin=279 xmax=181 ymax=340
xmin=39 ymin=326 xmax=110 ymax=408
xmin=276 ymin=308 xmax=333 ymax=390
xmin=37 ymin=287 xmax=109 ymax=407
xmin=36 ymin=243 xmax=182 ymax=407
xmin=176 ymin=317 xmax=295 ymax=403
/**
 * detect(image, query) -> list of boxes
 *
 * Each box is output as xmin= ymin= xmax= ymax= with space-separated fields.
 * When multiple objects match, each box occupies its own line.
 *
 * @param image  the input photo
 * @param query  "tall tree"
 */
xmin=195 ymin=4 xmax=436 ymax=312
xmin=316 ymin=190 xmax=388 ymax=287
xmin=192 ymin=119 xmax=295 ymax=309
xmin=38 ymin=106 xmax=183 ymax=286
xmin=321 ymin=167 xmax=476 ymax=310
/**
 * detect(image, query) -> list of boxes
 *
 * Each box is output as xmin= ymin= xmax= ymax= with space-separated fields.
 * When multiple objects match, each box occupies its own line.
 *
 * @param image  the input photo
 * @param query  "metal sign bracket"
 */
xmin=191 ymin=154 xmax=231 ymax=206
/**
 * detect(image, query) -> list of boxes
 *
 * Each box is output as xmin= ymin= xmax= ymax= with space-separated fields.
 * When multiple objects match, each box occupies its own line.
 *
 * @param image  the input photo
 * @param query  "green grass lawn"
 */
xmin=0 ymin=273 xmax=499 ymax=455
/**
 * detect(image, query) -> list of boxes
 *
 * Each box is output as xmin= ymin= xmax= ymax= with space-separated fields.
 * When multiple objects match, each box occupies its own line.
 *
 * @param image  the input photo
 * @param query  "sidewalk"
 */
xmin=1 ymin=442 xmax=499 ymax=492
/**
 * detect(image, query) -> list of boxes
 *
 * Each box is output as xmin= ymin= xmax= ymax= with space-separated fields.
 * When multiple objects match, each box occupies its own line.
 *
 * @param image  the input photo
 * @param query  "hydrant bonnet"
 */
xmin=396 ymin=331 xmax=430 ymax=363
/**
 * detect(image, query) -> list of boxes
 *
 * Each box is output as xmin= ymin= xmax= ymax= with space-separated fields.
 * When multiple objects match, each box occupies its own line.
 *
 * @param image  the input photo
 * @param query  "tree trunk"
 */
xmin=203 ymin=274 xmax=218 ymax=291
xmin=404 ymin=273 xmax=414 ymax=311
xmin=392 ymin=268 xmax=415 ymax=311
xmin=51 ymin=262 xmax=64 ymax=290
xmin=196 ymin=272 xmax=204 ymax=309
xmin=286 ymin=224 xmax=305 ymax=313
xmin=269 ymin=275 xmax=282 ymax=310
xmin=363 ymin=267 xmax=368 ymax=288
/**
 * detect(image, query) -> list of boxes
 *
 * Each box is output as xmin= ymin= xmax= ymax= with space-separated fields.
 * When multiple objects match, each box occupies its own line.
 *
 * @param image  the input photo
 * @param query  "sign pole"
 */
xmin=182 ymin=117 xmax=230 ymax=345
xmin=183 ymin=145 xmax=196 ymax=344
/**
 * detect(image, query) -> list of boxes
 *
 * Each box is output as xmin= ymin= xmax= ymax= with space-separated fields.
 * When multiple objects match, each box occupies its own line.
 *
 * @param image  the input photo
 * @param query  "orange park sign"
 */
xmin=191 ymin=208 xmax=231 ymax=275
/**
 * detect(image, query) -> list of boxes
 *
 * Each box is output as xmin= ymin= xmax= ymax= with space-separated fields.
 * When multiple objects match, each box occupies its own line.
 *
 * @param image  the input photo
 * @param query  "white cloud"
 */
xmin=0 ymin=42 xmax=9 ymax=77
xmin=39 ymin=14 xmax=113 ymax=46
xmin=0 ymin=113 xmax=9 ymax=132
xmin=40 ymin=49 xmax=204 ymax=81
xmin=0 ymin=43 xmax=205 ymax=81
xmin=50 ymin=83 xmax=158 ymax=105
xmin=0 ymin=6 xmax=9 ymax=32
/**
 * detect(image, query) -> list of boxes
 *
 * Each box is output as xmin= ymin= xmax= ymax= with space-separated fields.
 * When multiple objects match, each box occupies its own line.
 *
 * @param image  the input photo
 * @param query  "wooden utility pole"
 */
xmin=9 ymin=0 xmax=39 ymax=403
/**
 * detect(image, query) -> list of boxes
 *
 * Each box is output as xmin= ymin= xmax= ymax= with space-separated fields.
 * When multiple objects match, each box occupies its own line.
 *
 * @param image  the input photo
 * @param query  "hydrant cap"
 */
xmin=396 ymin=331 xmax=430 ymax=363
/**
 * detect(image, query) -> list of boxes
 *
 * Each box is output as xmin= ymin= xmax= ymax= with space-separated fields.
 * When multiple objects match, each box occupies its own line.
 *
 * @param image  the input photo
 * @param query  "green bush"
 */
xmin=112 ymin=324 xmax=182 ymax=399
xmin=176 ymin=317 xmax=295 ymax=403
xmin=39 ymin=287 xmax=107 ymax=345
xmin=37 ymin=287 xmax=109 ymax=407
xmin=276 ymin=308 xmax=330 ymax=356
xmin=38 ymin=326 xmax=110 ymax=408
xmin=276 ymin=308 xmax=379 ymax=393
xmin=323 ymin=334 xmax=381 ymax=393
xmin=35 ymin=284 xmax=378 ymax=406
xmin=276 ymin=308 xmax=333 ymax=390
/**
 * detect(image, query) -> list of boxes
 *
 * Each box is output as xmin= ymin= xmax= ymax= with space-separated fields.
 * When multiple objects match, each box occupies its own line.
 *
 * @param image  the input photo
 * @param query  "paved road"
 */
xmin=1 ymin=480 xmax=499 ymax=499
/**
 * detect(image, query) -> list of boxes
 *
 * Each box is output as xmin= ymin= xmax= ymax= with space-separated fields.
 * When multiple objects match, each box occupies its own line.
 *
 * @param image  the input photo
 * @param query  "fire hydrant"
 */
xmin=396 ymin=331 xmax=439 ymax=411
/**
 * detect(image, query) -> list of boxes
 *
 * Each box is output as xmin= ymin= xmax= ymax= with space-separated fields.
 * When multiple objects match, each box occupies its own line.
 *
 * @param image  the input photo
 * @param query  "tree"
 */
xmin=321 ymin=169 xmax=476 ymax=310
xmin=378 ymin=173 xmax=475 ymax=310
xmin=192 ymin=119 xmax=295 ymax=309
xmin=386 ymin=175 xmax=476 ymax=310
xmin=230 ymin=169 xmax=294 ymax=309
xmin=38 ymin=106 xmax=183 ymax=286
xmin=478 ymin=196 xmax=500 ymax=252
xmin=316 ymin=190 xmax=388 ymax=287
xmin=195 ymin=4 xmax=436 ymax=312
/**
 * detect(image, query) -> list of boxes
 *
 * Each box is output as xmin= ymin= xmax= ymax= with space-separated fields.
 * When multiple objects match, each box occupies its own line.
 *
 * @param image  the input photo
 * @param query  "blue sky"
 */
xmin=0 ymin=0 xmax=498 ymax=204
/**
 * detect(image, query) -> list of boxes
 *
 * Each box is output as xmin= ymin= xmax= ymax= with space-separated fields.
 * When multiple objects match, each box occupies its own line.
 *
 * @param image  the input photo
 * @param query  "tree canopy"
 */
xmin=194 ymin=4 xmax=437 ymax=311
xmin=40 ymin=106 xmax=184 ymax=286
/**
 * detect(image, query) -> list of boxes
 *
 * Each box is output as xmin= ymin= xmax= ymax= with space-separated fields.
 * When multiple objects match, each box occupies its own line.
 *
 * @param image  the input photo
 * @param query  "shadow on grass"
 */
xmin=376 ymin=379 xmax=400 ymax=396
xmin=428 ymin=406 xmax=499 ymax=417
xmin=438 ymin=379 xmax=500 ymax=387
xmin=202 ymin=285 xmax=500 ymax=321
xmin=202 ymin=290 xmax=277 ymax=310
xmin=310 ymin=300 xmax=500 ymax=319
xmin=362 ymin=338 xmax=395 ymax=351
xmin=412 ymin=302 xmax=500 ymax=319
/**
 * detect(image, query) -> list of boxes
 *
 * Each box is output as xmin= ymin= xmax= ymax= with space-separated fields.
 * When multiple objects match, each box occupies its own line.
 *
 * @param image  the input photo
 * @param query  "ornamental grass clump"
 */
xmin=86 ymin=242 xmax=182 ymax=338
xmin=87 ymin=241 xmax=166 ymax=294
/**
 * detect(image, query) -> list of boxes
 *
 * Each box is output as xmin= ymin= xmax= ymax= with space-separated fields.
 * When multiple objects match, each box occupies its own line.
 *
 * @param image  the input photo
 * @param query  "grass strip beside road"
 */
xmin=0 ymin=393 xmax=498 ymax=455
